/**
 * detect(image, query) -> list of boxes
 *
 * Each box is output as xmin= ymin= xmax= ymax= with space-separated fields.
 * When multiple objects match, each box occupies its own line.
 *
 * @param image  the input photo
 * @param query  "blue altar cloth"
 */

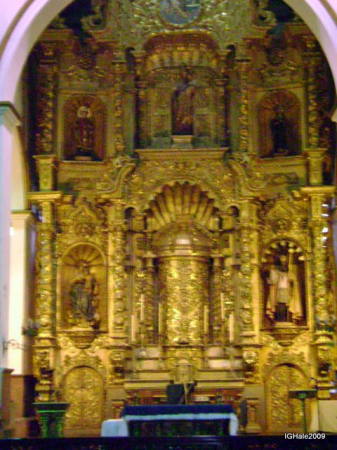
xmin=122 ymin=405 xmax=234 ymax=416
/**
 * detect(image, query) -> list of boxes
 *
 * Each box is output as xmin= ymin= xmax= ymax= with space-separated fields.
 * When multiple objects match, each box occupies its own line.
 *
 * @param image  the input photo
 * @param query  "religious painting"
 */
xmin=159 ymin=0 xmax=201 ymax=26
xmin=63 ymin=95 xmax=106 ymax=161
xmin=258 ymin=90 xmax=301 ymax=158
xmin=261 ymin=241 xmax=306 ymax=325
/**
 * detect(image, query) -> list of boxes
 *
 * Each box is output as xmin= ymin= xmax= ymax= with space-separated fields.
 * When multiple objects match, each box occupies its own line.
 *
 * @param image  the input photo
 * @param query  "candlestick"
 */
xmin=229 ymin=312 xmax=234 ymax=343
xmin=131 ymin=313 xmax=137 ymax=343
xmin=220 ymin=292 xmax=225 ymax=322
xmin=158 ymin=302 xmax=162 ymax=335
xmin=204 ymin=304 xmax=209 ymax=335
xmin=140 ymin=294 xmax=145 ymax=322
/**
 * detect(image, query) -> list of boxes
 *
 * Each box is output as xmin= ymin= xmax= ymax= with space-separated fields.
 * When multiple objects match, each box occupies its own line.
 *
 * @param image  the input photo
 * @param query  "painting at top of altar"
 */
xmin=159 ymin=0 xmax=201 ymax=26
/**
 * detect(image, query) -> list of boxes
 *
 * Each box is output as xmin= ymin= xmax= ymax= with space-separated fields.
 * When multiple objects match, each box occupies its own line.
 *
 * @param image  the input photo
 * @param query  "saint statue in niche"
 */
xmin=172 ymin=69 xmax=196 ymax=135
xmin=73 ymin=105 xmax=100 ymax=160
xmin=69 ymin=261 xmax=100 ymax=328
xmin=265 ymin=252 xmax=303 ymax=323
xmin=270 ymin=105 xmax=289 ymax=156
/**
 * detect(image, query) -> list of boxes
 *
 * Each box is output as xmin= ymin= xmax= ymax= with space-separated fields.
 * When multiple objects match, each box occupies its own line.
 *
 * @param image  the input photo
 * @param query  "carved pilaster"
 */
xmin=134 ymin=50 xmax=148 ymax=148
xmin=306 ymin=148 xmax=326 ymax=186
xmin=34 ymin=155 xmax=57 ymax=191
xmin=239 ymin=200 xmax=256 ymax=340
xmin=144 ymin=257 xmax=155 ymax=344
xmin=304 ymin=40 xmax=321 ymax=149
xmin=212 ymin=257 xmax=223 ymax=343
xmin=112 ymin=60 xmax=127 ymax=154
xmin=109 ymin=201 xmax=128 ymax=339
xmin=236 ymin=56 xmax=250 ymax=154
xmin=302 ymin=187 xmax=335 ymax=393
xmin=35 ymin=43 xmax=58 ymax=154
xmin=28 ymin=192 xmax=61 ymax=401
xmin=215 ymin=79 xmax=227 ymax=146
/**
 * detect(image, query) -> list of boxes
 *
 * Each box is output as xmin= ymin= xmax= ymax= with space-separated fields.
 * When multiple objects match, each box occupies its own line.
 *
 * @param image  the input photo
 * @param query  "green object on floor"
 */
xmin=33 ymin=402 xmax=69 ymax=438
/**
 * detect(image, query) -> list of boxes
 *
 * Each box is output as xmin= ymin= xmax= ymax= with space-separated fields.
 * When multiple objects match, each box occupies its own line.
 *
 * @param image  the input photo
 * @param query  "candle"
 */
xmin=204 ymin=304 xmax=209 ymax=335
xmin=140 ymin=294 xmax=145 ymax=322
xmin=131 ymin=313 xmax=137 ymax=343
xmin=229 ymin=312 xmax=234 ymax=343
xmin=220 ymin=293 xmax=225 ymax=322
xmin=158 ymin=303 xmax=162 ymax=335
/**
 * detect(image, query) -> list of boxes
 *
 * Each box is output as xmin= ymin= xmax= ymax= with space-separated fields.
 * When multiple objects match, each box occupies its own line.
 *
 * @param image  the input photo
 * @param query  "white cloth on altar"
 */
xmin=101 ymin=412 xmax=238 ymax=436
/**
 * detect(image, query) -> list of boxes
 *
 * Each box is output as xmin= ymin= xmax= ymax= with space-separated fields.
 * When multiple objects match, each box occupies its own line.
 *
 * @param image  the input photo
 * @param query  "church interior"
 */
xmin=2 ymin=0 xmax=337 ymax=441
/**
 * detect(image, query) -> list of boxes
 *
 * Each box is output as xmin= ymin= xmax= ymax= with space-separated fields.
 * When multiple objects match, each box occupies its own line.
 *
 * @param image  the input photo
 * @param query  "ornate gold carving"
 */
xmin=34 ymin=43 xmax=58 ymax=154
xmin=58 ymin=196 xmax=106 ymax=243
xmin=129 ymin=0 xmax=252 ymax=51
xmin=34 ymin=155 xmax=57 ymax=191
xmin=96 ymin=154 xmax=136 ymax=194
xmin=266 ymin=364 xmax=308 ymax=432
xmin=63 ymin=367 xmax=104 ymax=430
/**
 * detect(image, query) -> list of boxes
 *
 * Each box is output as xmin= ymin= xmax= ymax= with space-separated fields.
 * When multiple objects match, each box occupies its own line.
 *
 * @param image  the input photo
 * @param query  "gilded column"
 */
xmin=109 ymin=201 xmax=128 ymax=340
xmin=35 ymin=43 xmax=58 ymax=155
xmin=236 ymin=54 xmax=251 ymax=154
xmin=215 ymin=78 xmax=227 ymax=146
xmin=302 ymin=186 xmax=335 ymax=396
xmin=304 ymin=39 xmax=321 ymax=149
xmin=211 ymin=257 xmax=223 ymax=343
xmin=238 ymin=200 xmax=255 ymax=339
xmin=239 ymin=200 xmax=261 ymax=383
xmin=112 ymin=58 xmax=127 ymax=154
xmin=29 ymin=193 xmax=60 ymax=401
xmin=143 ymin=256 xmax=155 ymax=344
xmin=134 ymin=51 xmax=148 ymax=148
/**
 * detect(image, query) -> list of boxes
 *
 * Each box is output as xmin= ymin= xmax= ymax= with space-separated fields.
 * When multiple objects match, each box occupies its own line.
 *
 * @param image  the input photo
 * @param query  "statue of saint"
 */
xmin=266 ymin=253 xmax=303 ymax=322
xmin=69 ymin=261 xmax=100 ymax=327
xmin=270 ymin=105 xmax=289 ymax=156
xmin=73 ymin=105 xmax=99 ymax=160
xmin=172 ymin=70 xmax=196 ymax=135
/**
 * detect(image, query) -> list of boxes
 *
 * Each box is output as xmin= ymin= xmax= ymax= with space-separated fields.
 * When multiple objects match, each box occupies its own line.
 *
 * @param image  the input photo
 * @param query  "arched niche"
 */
xmin=63 ymin=366 xmax=104 ymax=435
xmin=265 ymin=363 xmax=309 ymax=433
xmin=63 ymin=95 xmax=106 ymax=161
xmin=141 ymin=182 xmax=233 ymax=346
xmin=258 ymin=90 xmax=301 ymax=157
xmin=60 ymin=244 xmax=106 ymax=330
xmin=261 ymin=240 xmax=306 ymax=327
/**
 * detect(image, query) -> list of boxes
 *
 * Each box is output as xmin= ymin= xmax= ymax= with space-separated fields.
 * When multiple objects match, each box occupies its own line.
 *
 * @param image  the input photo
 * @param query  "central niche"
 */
xmin=139 ymin=33 xmax=226 ymax=148
xmin=146 ymin=182 xmax=225 ymax=345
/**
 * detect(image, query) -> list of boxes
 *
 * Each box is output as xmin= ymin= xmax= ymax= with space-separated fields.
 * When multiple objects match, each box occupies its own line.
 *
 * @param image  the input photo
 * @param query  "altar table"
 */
xmin=101 ymin=405 xmax=238 ymax=437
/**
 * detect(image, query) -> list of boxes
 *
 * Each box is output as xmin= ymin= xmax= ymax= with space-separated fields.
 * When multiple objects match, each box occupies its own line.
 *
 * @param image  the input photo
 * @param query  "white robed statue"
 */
xmin=266 ymin=252 xmax=303 ymax=322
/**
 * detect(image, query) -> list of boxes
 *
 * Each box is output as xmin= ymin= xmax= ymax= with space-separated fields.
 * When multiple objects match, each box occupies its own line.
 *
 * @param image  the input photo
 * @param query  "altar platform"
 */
xmin=101 ymin=404 xmax=238 ymax=437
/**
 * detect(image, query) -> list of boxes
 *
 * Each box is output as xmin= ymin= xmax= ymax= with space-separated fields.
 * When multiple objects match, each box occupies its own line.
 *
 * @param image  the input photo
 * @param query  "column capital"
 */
xmin=0 ymin=102 xmax=21 ymax=129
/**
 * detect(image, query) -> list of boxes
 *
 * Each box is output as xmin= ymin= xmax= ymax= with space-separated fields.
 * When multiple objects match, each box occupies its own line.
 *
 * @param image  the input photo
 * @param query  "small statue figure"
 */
xmin=172 ymin=69 xmax=196 ymax=135
xmin=69 ymin=261 xmax=100 ymax=328
xmin=266 ymin=253 xmax=303 ymax=322
xmin=73 ymin=105 xmax=99 ymax=160
xmin=270 ymin=105 xmax=289 ymax=156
